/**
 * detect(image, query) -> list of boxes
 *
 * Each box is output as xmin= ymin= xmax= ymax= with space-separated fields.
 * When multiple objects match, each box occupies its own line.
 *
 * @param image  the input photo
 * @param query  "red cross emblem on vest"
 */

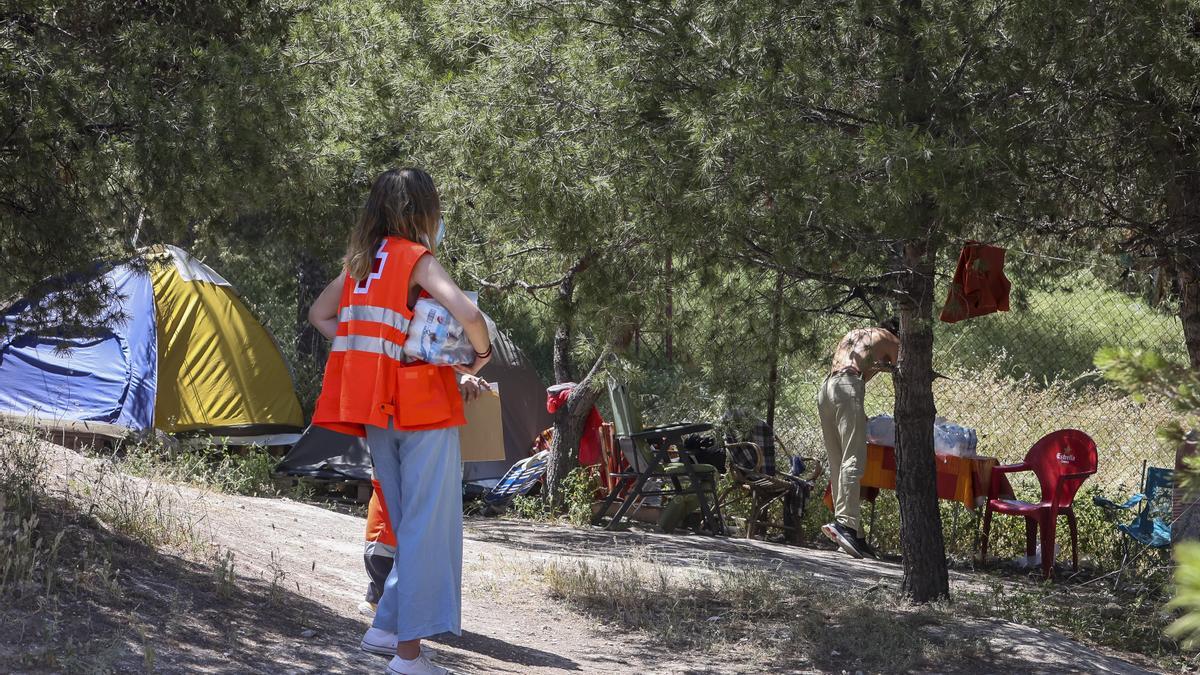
xmin=354 ymin=246 xmax=389 ymax=295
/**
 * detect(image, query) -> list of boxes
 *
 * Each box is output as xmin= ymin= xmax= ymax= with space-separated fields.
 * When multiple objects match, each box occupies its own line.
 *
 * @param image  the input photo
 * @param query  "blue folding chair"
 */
xmin=1093 ymin=462 xmax=1173 ymax=585
xmin=483 ymin=451 xmax=549 ymax=513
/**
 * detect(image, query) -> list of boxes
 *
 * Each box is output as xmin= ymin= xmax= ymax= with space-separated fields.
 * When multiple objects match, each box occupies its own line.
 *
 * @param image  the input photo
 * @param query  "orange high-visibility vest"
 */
xmin=312 ymin=237 xmax=465 ymax=436
xmin=365 ymin=479 xmax=396 ymax=549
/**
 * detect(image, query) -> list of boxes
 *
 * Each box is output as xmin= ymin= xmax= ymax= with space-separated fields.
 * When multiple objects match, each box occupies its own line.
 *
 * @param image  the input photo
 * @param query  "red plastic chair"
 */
xmin=980 ymin=429 xmax=1098 ymax=579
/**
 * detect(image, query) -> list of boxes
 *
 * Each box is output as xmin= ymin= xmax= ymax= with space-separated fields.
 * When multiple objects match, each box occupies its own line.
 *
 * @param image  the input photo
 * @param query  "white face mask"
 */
xmin=435 ymin=217 xmax=446 ymax=246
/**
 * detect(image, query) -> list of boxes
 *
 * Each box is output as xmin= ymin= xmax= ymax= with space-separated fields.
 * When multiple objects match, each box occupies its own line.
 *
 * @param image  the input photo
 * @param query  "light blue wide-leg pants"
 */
xmin=366 ymin=422 xmax=463 ymax=641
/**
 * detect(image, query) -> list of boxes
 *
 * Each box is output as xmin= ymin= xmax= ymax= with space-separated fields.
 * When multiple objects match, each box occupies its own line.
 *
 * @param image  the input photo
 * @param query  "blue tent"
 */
xmin=0 ymin=263 xmax=158 ymax=431
xmin=0 ymin=246 xmax=303 ymax=442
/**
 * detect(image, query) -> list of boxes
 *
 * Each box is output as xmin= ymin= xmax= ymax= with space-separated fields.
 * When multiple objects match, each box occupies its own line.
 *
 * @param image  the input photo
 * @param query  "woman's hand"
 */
xmin=458 ymin=374 xmax=490 ymax=402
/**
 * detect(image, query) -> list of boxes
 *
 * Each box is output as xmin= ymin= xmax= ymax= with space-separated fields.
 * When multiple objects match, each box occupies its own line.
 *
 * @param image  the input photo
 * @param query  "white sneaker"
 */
xmin=360 ymin=628 xmax=436 ymax=659
xmin=358 ymin=600 xmax=378 ymax=616
xmin=386 ymin=654 xmax=448 ymax=675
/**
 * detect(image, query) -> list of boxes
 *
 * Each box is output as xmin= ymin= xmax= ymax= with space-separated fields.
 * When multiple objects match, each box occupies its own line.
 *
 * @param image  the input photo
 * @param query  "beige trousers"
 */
xmin=818 ymin=372 xmax=867 ymax=533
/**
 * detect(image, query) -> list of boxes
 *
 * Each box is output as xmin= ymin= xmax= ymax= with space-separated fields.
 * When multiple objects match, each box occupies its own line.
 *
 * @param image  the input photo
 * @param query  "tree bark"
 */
xmin=544 ymin=253 xmax=597 ymax=510
xmin=553 ymin=257 xmax=591 ymax=384
xmin=1180 ymin=267 xmax=1200 ymax=370
xmin=544 ymin=348 xmax=611 ymax=510
xmin=894 ymin=236 xmax=950 ymax=602
xmin=1166 ymin=153 xmax=1200 ymax=369
xmin=296 ymin=252 xmax=329 ymax=367
xmin=766 ymin=270 xmax=785 ymax=430
xmin=665 ymin=251 xmax=674 ymax=363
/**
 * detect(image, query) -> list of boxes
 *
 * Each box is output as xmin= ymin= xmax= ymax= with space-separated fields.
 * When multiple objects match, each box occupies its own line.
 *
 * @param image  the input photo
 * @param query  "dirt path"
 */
xmin=34 ymin=444 xmax=1166 ymax=674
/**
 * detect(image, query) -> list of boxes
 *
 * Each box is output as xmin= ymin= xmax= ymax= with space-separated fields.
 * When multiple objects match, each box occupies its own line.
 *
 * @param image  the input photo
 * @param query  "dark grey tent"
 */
xmin=275 ymin=328 xmax=551 ymax=483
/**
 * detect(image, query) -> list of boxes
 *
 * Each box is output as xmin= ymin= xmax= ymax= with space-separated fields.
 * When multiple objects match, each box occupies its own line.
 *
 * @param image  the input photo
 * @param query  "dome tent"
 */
xmin=0 ymin=245 xmax=304 ymax=444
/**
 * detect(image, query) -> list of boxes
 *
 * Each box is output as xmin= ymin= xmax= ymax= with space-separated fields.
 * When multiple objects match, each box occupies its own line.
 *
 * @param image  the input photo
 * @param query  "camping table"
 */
xmin=597 ymin=422 xmax=720 ymax=533
xmin=821 ymin=444 xmax=1015 ymax=548
xmin=822 ymin=444 xmax=1012 ymax=510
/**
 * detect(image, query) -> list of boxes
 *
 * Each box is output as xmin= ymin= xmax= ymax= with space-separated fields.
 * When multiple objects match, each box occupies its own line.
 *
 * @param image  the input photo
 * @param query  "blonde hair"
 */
xmin=345 ymin=168 xmax=441 ymax=280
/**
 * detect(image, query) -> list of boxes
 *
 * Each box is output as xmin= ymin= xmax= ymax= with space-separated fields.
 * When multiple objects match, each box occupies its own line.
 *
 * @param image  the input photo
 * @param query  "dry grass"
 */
xmin=72 ymin=475 xmax=204 ymax=554
xmin=93 ymin=438 xmax=282 ymax=497
xmin=0 ymin=425 xmax=208 ymax=667
xmin=539 ymin=557 xmax=988 ymax=673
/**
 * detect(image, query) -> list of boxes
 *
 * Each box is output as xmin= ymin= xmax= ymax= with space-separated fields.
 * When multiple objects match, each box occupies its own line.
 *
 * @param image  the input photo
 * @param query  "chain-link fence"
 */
xmin=776 ymin=248 xmax=1186 ymax=495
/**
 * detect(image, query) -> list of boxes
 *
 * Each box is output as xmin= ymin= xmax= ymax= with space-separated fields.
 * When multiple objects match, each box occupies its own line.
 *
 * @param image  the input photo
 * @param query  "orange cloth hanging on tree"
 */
xmin=940 ymin=243 xmax=1011 ymax=323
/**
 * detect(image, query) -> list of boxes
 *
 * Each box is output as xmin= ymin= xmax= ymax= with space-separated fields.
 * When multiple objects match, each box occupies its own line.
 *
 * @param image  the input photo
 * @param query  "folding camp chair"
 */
xmin=482 ymin=450 xmax=550 ymax=514
xmin=720 ymin=418 xmax=819 ymax=544
xmin=1093 ymin=461 xmax=1173 ymax=586
xmin=591 ymin=381 xmax=724 ymax=534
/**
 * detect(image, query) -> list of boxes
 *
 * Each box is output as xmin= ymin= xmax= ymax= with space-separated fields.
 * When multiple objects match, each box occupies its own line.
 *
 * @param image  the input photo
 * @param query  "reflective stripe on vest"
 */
xmin=338 ymin=304 xmax=411 ymax=333
xmin=331 ymin=334 xmax=407 ymax=362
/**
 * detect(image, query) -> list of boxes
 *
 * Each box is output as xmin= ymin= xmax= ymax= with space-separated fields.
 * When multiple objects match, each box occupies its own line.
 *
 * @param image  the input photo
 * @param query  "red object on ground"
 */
xmin=980 ymin=429 xmax=1098 ymax=579
xmin=546 ymin=385 xmax=604 ymax=467
xmin=940 ymin=243 xmax=1011 ymax=323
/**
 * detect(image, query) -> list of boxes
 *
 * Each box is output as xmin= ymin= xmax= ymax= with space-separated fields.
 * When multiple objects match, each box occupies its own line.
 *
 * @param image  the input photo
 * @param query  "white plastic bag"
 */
xmin=1013 ymin=543 xmax=1060 ymax=569
xmin=402 ymin=293 xmax=490 ymax=365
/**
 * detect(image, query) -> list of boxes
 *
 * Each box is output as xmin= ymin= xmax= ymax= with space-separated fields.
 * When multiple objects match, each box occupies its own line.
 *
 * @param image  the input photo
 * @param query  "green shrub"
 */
xmin=508 ymin=494 xmax=549 ymax=520
xmin=562 ymin=466 xmax=599 ymax=527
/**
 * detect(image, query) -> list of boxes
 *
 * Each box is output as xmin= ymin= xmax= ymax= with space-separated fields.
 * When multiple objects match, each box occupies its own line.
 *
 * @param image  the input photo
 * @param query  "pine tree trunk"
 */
xmin=544 ymin=256 xmax=597 ymax=510
xmin=296 ymin=252 xmax=328 ymax=366
xmin=553 ymin=320 xmax=573 ymax=385
xmin=1179 ymin=268 xmax=1200 ymax=371
xmin=665 ymin=251 xmax=674 ymax=363
xmin=544 ymin=386 xmax=598 ymax=510
xmin=553 ymin=265 xmax=580 ymax=385
xmin=894 ymin=237 xmax=950 ymax=602
xmin=1166 ymin=155 xmax=1200 ymax=370
xmin=766 ymin=270 xmax=785 ymax=430
xmin=544 ymin=349 xmax=611 ymax=510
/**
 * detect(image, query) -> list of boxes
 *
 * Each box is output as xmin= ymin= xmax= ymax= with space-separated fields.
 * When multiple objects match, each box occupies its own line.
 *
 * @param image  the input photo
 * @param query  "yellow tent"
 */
xmin=147 ymin=245 xmax=303 ymax=439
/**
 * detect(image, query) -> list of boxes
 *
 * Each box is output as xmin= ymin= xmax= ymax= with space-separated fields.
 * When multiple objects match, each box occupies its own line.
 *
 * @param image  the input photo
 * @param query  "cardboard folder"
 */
xmin=459 ymin=383 xmax=505 ymax=463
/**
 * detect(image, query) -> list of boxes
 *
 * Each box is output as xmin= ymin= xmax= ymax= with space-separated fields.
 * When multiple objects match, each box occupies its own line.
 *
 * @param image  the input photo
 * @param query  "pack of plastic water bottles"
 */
xmin=933 ymin=419 xmax=978 ymax=457
xmin=402 ymin=293 xmax=489 ymax=365
xmin=865 ymin=414 xmax=978 ymax=456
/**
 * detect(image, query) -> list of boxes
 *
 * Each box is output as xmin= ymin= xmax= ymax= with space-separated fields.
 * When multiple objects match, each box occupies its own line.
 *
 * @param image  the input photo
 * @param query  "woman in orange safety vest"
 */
xmin=308 ymin=167 xmax=490 ymax=675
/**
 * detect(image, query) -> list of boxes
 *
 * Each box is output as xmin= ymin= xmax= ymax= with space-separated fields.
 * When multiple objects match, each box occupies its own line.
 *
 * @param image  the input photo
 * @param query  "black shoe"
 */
xmin=854 ymin=536 xmax=878 ymax=560
xmin=821 ymin=522 xmax=864 ymax=559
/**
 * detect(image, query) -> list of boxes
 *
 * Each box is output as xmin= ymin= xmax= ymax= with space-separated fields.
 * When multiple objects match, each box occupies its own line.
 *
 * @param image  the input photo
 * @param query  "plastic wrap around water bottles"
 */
xmin=933 ymin=417 xmax=978 ymax=457
xmin=402 ymin=292 xmax=490 ymax=365
xmin=866 ymin=414 xmax=897 ymax=447
xmin=865 ymin=414 xmax=978 ymax=457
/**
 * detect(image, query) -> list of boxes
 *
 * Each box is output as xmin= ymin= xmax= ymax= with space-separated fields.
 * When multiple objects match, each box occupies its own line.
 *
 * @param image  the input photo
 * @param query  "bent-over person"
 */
xmin=818 ymin=319 xmax=899 ymax=560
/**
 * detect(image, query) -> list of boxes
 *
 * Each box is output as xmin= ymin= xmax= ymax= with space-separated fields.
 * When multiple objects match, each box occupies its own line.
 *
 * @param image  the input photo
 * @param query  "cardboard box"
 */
xmin=459 ymin=384 xmax=505 ymax=463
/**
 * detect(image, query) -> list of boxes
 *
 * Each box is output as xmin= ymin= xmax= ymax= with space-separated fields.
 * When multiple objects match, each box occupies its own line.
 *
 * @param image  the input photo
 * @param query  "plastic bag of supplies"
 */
xmin=402 ymin=292 xmax=490 ymax=365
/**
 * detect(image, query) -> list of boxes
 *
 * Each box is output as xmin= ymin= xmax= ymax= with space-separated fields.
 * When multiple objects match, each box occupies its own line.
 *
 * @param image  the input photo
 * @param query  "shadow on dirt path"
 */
xmin=4 ymin=443 xmax=1167 ymax=675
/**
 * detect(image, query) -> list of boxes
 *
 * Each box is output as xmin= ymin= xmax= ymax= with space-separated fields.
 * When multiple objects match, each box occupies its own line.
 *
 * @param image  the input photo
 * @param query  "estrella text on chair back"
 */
xmin=1024 ymin=429 xmax=1098 ymax=507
